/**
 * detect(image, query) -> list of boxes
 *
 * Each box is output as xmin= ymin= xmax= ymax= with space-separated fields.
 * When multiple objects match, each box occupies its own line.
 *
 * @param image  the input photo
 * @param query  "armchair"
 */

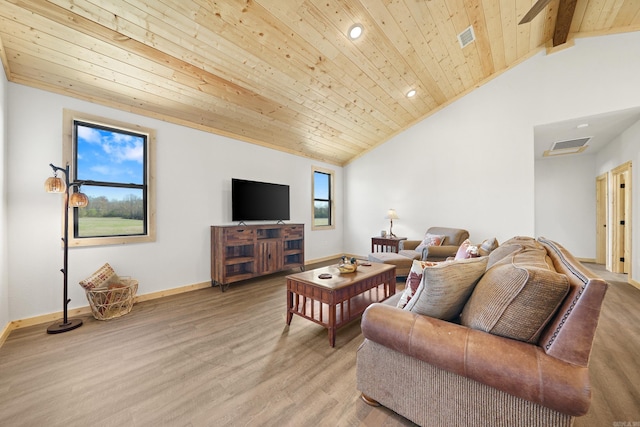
xmin=400 ymin=226 xmax=469 ymax=262
xmin=368 ymin=227 xmax=469 ymax=276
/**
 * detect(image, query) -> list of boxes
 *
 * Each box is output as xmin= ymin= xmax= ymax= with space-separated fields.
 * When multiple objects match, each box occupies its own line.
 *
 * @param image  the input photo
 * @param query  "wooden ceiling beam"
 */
xmin=553 ymin=0 xmax=578 ymax=46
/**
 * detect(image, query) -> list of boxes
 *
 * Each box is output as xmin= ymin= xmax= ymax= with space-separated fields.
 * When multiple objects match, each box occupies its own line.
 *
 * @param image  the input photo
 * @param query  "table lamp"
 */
xmin=386 ymin=209 xmax=398 ymax=238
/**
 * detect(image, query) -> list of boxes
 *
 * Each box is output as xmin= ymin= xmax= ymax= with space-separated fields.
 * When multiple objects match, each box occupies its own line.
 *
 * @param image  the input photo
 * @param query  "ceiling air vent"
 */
xmin=543 ymin=137 xmax=591 ymax=157
xmin=457 ymin=26 xmax=476 ymax=48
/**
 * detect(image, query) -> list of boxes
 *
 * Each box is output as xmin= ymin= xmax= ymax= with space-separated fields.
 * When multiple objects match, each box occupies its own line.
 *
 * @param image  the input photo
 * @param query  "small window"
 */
xmin=312 ymin=167 xmax=335 ymax=229
xmin=63 ymin=110 xmax=156 ymax=246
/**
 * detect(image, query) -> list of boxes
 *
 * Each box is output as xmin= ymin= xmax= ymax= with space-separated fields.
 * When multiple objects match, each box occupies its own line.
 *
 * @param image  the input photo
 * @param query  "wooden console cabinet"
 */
xmin=211 ymin=223 xmax=304 ymax=290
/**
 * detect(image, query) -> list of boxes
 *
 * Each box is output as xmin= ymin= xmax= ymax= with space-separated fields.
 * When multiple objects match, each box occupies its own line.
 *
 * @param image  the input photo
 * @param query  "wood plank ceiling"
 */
xmin=1 ymin=0 xmax=639 ymax=165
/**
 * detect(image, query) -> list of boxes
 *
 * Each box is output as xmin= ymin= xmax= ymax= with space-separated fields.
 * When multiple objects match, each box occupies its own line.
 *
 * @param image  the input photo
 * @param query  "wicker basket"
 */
xmin=85 ymin=277 xmax=138 ymax=320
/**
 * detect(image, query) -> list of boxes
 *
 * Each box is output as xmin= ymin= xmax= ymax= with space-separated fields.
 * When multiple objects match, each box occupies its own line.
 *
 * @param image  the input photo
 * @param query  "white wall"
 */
xmin=0 ymin=65 xmax=8 ymax=328
xmin=344 ymin=32 xmax=640 ymax=284
xmin=535 ymin=153 xmax=597 ymax=258
xmin=7 ymin=84 xmax=343 ymax=321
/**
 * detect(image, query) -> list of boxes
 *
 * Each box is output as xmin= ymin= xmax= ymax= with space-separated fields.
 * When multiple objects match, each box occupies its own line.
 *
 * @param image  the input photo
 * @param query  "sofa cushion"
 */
xmin=486 ymin=243 xmax=523 ymax=269
xmin=415 ymin=233 xmax=445 ymax=253
xmin=500 ymin=236 xmax=554 ymax=269
xmin=404 ymin=257 xmax=488 ymax=320
xmin=397 ymin=249 xmax=421 ymax=260
xmin=397 ymin=260 xmax=438 ymax=308
xmin=460 ymin=263 xmax=570 ymax=343
xmin=79 ymin=263 xmax=120 ymax=290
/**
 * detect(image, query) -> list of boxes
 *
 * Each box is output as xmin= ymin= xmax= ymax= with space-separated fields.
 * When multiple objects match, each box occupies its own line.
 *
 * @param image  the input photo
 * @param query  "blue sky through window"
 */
xmin=76 ymin=123 xmax=144 ymax=186
xmin=314 ymin=171 xmax=329 ymax=199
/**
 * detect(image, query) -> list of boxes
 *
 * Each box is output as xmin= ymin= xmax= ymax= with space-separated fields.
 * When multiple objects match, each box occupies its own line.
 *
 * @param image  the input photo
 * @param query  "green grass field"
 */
xmin=78 ymin=217 xmax=144 ymax=237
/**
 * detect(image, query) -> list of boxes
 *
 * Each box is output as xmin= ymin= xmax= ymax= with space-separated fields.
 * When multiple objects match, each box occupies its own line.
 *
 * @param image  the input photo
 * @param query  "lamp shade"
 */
xmin=69 ymin=191 xmax=89 ymax=208
xmin=44 ymin=176 xmax=66 ymax=193
xmin=386 ymin=209 xmax=398 ymax=220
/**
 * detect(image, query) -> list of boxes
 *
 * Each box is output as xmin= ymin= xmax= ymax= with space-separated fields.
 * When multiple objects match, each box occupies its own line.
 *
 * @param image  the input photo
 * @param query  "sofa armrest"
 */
xmin=422 ymin=244 xmax=459 ymax=260
xmin=400 ymin=240 xmax=420 ymax=251
xmin=360 ymin=303 xmax=591 ymax=416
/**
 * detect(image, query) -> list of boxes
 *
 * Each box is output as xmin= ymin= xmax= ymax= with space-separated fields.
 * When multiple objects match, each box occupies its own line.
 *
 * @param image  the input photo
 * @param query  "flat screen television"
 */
xmin=232 ymin=178 xmax=290 ymax=222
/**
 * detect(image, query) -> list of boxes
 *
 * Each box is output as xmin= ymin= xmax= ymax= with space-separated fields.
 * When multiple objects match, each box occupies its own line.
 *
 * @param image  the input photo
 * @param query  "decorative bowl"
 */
xmin=337 ymin=262 xmax=358 ymax=273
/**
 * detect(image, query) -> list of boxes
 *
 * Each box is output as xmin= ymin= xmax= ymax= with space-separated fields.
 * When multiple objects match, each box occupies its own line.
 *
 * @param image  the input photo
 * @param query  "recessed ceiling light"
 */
xmin=348 ymin=24 xmax=363 ymax=40
xmin=406 ymin=89 xmax=416 ymax=98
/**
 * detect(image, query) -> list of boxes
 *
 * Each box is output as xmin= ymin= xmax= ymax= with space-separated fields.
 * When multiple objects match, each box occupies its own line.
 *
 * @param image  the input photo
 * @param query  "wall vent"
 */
xmin=543 ymin=137 xmax=591 ymax=157
xmin=457 ymin=26 xmax=476 ymax=48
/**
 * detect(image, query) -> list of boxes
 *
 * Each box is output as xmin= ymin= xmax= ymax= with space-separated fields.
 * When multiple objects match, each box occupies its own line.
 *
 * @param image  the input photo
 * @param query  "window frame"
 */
xmin=311 ymin=166 xmax=335 ymax=230
xmin=63 ymin=109 xmax=156 ymax=247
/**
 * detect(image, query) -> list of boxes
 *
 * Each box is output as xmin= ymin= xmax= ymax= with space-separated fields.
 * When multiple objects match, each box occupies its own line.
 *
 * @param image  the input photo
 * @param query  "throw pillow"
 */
xmin=454 ymin=239 xmax=479 ymax=260
xmin=79 ymin=263 xmax=120 ymax=290
xmin=404 ymin=257 xmax=488 ymax=321
xmin=478 ymin=237 xmax=499 ymax=257
xmin=396 ymin=260 xmax=438 ymax=308
xmin=415 ymin=233 xmax=445 ymax=253
xmin=460 ymin=263 xmax=570 ymax=343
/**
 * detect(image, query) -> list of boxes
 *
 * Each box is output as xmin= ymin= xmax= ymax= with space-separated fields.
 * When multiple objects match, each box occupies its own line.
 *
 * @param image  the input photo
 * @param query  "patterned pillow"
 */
xmin=454 ymin=239 xmax=479 ymax=260
xmin=404 ymin=257 xmax=488 ymax=321
xmin=460 ymin=263 xmax=570 ymax=343
xmin=79 ymin=263 xmax=120 ymax=290
xmin=397 ymin=260 xmax=438 ymax=308
xmin=415 ymin=233 xmax=445 ymax=253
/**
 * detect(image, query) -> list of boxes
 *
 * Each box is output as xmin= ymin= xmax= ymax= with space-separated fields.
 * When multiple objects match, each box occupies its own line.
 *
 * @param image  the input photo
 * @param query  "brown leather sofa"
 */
xmin=357 ymin=237 xmax=608 ymax=426
xmin=368 ymin=226 xmax=469 ymax=276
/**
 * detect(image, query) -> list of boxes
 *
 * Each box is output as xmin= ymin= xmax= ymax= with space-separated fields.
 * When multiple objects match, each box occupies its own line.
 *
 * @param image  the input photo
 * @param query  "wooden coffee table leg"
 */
xmin=328 ymin=303 xmax=336 ymax=347
xmin=286 ymin=289 xmax=294 ymax=325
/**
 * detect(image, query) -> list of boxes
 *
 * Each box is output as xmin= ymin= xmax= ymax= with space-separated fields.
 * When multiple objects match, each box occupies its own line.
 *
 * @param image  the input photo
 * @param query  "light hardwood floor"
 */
xmin=0 ymin=262 xmax=638 ymax=426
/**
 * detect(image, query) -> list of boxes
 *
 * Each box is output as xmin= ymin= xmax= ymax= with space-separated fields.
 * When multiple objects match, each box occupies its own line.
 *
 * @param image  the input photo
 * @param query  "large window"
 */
xmin=312 ymin=167 xmax=335 ymax=229
xmin=63 ymin=110 xmax=156 ymax=246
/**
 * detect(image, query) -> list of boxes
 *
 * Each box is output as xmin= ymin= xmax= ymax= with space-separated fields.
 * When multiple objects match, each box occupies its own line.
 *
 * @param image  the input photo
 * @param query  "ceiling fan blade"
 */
xmin=519 ymin=0 xmax=554 ymax=24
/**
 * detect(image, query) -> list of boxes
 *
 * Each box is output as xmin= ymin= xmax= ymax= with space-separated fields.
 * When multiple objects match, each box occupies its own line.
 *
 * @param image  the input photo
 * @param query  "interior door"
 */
xmin=611 ymin=162 xmax=632 ymax=274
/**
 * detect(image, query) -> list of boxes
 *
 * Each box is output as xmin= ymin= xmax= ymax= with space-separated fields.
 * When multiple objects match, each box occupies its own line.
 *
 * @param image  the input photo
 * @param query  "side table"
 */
xmin=371 ymin=236 xmax=407 ymax=253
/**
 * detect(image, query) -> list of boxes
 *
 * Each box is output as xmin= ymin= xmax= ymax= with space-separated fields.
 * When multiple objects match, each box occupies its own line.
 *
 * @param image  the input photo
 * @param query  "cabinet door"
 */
xmin=257 ymin=240 xmax=283 ymax=274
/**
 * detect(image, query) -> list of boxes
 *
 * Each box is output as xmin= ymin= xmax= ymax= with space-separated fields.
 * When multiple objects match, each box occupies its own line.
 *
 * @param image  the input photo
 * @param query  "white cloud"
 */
xmin=77 ymin=126 xmax=103 ymax=144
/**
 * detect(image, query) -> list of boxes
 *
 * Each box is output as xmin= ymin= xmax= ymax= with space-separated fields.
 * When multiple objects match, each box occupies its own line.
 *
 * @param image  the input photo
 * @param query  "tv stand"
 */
xmin=211 ymin=223 xmax=304 ymax=291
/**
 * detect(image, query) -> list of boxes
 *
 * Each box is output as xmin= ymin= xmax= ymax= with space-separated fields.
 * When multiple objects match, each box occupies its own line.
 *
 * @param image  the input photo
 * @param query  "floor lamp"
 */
xmin=44 ymin=163 xmax=89 ymax=334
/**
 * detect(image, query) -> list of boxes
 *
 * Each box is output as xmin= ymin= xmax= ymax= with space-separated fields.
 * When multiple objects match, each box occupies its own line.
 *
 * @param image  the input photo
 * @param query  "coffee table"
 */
xmin=286 ymin=262 xmax=396 ymax=347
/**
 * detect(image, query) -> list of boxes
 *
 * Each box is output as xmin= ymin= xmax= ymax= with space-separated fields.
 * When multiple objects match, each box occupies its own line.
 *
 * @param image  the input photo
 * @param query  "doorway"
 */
xmin=611 ymin=161 xmax=632 ymax=274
